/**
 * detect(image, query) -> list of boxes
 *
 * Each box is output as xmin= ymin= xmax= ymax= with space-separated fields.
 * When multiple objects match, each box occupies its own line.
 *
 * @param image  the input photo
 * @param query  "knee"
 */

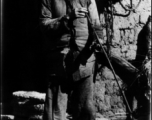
xmin=86 ymin=99 xmax=95 ymax=111
xmin=78 ymin=101 xmax=95 ymax=120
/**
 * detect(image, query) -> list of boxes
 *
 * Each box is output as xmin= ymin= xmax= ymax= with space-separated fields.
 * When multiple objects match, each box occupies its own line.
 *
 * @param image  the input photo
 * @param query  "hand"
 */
xmin=70 ymin=7 xmax=88 ymax=19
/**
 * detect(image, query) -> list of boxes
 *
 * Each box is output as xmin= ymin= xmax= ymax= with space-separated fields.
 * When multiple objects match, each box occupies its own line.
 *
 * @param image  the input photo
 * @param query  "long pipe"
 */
xmin=86 ymin=14 xmax=134 ymax=119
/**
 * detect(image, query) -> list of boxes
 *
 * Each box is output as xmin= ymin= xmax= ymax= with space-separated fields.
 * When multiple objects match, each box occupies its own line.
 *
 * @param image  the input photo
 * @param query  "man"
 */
xmin=40 ymin=0 xmax=100 ymax=119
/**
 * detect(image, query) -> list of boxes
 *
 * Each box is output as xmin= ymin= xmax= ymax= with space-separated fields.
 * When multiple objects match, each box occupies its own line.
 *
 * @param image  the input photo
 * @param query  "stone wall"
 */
xmin=94 ymin=67 xmax=127 ymax=119
xmin=99 ymin=0 xmax=151 ymax=60
xmin=94 ymin=0 xmax=151 ymax=119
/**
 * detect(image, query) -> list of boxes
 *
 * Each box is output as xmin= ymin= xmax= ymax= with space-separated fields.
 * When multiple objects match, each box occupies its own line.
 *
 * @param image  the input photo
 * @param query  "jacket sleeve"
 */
xmin=88 ymin=0 xmax=101 ymax=27
xmin=40 ymin=0 xmax=70 ymax=38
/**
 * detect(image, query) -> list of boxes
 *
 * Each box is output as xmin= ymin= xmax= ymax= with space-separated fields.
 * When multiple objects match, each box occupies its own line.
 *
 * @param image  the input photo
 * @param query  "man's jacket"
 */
xmin=40 ymin=0 xmax=100 ymax=80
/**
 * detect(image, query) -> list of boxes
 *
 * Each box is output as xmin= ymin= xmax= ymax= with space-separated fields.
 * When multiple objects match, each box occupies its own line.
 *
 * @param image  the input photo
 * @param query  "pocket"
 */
xmin=79 ymin=63 xmax=92 ymax=78
xmin=72 ymin=61 xmax=95 ymax=81
xmin=87 ymin=54 xmax=95 ymax=62
xmin=80 ymin=61 xmax=94 ymax=77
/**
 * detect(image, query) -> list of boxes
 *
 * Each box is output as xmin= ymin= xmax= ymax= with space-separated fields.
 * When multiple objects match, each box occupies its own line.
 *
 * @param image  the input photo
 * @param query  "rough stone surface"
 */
xmin=1 ymin=115 xmax=14 ymax=120
xmin=94 ymin=67 xmax=126 ymax=119
xmin=94 ymin=0 xmax=151 ymax=119
xmin=99 ymin=0 xmax=151 ymax=60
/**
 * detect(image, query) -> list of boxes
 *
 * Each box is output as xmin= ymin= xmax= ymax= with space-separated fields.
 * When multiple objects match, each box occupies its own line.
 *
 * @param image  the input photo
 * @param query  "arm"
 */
xmin=88 ymin=0 xmax=100 ymax=27
xmin=40 ymin=0 xmax=70 ymax=37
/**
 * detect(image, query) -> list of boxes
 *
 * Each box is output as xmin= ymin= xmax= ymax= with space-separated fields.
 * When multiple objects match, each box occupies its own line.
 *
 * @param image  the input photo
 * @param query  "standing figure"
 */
xmin=40 ymin=0 xmax=100 ymax=119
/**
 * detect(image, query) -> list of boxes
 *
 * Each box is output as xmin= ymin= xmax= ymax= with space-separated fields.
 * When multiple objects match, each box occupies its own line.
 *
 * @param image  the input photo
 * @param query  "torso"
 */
xmin=52 ymin=0 xmax=90 ymax=50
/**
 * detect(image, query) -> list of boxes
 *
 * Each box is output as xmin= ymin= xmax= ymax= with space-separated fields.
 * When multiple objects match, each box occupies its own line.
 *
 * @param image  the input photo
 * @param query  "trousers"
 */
xmin=43 ymin=76 xmax=68 ymax=120
xmin=43 ymin=74 xmax=95 ymax=120
xmin=43 ymin=50 xmax=96 ymax=120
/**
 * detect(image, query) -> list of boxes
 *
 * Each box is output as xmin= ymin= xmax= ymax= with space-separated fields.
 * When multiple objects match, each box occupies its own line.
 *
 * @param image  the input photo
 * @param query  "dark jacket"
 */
xmin=40 ymin=0 xmax=100 ymax=50
xmin=40 ymin=0 xmax=100 ymax=80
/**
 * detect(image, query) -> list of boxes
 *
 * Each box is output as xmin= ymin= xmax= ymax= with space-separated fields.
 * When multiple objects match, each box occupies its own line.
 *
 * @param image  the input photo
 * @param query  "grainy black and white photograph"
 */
xmin=1 ymin=0 xmax=151 ymax=120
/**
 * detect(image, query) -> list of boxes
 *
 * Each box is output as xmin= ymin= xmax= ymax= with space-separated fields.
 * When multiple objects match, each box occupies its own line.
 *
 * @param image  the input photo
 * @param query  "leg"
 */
xmin=43 ymin=77 xmax=68 ymax=120
xmin=71 ymin=75 xmax=95 ymax=120
xmin=53 ymin=85 xmax=68 ymax=120
xmin=43 ymin=83 xmax=54 ymax=120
